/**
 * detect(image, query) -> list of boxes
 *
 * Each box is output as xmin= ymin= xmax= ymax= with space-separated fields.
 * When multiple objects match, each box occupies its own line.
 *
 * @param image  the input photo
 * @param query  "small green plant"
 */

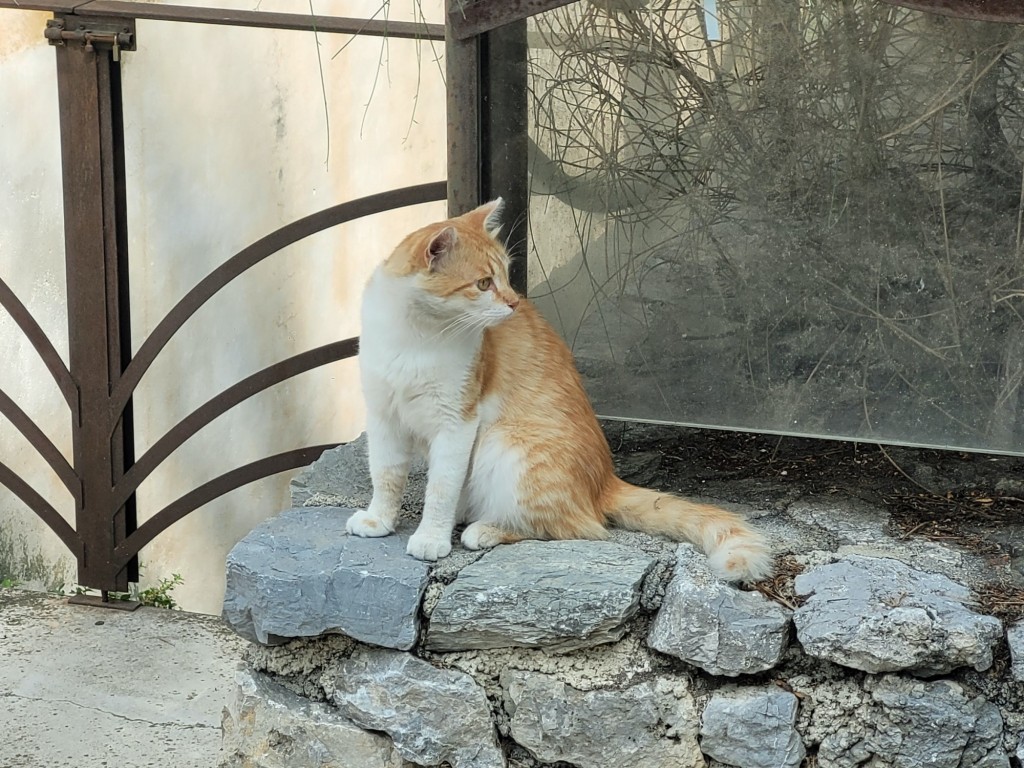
xmin=52 ymin=569 xmax=184 ymax=610
xmin=1 ymin=576 xmax=18 ymax=589
xmin=137 ymin=573 xmax=184 ymax=610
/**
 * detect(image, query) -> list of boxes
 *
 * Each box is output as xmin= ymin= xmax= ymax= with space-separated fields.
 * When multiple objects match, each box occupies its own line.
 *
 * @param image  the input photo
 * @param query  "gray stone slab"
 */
xmin=223 ymin=507 xmax=429 ymax=649
xmin=502 ymin=670 xmax=703 ymax=768
xmin=290 ymin=434 xmax=374 ymax=508
xmin=425 ymin=540 xmax=655 ymax=652
xmin=699 ymin=688 xmax=804 ymax=768
xmin=327 ymin=647 xmax=504 ymax=768
xmin=1009 ymin=620 xmax=1024 ymax=682
xmin=818 ymin=675 xmax=1009 ymax=768
xmin=787 ymin=497 xmax=891 ymax=544
xmin=648 ymin=544 xmax=790 ymax=675
xmin=290 ymin=434 xmax=427 ymax=511
xmin=221 ymin=668 xmax=402 ymax=768
xmin=793 ymin=555 xmax=1002 ymax=675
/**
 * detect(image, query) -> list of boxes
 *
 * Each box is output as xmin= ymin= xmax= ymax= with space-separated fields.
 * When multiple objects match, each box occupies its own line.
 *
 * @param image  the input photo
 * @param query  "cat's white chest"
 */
xmin=361 ymin=273 xmax=477 ymax=439
xmin=366 ymin=345 xmax=474 ymax=440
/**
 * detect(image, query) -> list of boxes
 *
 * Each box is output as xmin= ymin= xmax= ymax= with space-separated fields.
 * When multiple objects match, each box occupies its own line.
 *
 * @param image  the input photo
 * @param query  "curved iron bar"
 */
xmin=0 ymin=460 xmax=81 ymax=558
xmin=0 ymin=276 xmax=77 ymax=414
xmin=112 ymin=338 xmax=358 ymax=510
xmin=111 ymin=181 xmax=447 ymax=416
xmin=111 ymin=444 xmax=339 ymax=568
xmin=0 ymin=388 xmax=79 ymax=501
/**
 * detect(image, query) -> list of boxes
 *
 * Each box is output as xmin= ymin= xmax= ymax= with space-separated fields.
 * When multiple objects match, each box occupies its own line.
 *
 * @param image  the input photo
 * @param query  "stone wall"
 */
xmin=220 ymin=431 xmax=1024 ymax=768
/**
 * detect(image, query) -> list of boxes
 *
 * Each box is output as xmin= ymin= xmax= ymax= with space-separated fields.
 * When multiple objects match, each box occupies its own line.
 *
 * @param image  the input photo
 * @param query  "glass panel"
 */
xmin=527 ymin=0 xmax=1024 ymax=453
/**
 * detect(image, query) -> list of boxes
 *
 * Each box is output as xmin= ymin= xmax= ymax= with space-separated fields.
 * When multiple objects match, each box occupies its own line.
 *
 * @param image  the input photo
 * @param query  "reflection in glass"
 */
xmin=526 ymin=1 xmax=1024 ymax=453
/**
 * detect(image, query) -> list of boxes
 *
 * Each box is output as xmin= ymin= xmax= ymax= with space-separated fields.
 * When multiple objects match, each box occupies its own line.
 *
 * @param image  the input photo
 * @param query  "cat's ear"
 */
xmin=469 ymin=198 xmax=504 ymax=238
xmin=425 ymin=226 xmax=457 ymax=271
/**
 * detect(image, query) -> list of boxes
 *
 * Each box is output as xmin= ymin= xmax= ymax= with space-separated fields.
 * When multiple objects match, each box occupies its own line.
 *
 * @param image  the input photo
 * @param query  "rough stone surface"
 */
xmin=786 ymin=498 xmax=999 ymax=588
xmin=291 ymin=434 xmax=427 ymax=512
xmin=223 ymin=507 xmax=429 ymax=649
xmin=327 ymin=647 xmax=504 ymax=768
xmin=647 ymin=544 xmax=791 ymax=675
xmin=817 ymin=675 xmax=1009 ymax=768
xmin=426 ymin=540 xmax=655 ymax=652
xmin=502 ymin=670 xmax=703 ymax=768
xmin=290 ymin=434 xmax=374 ymax=508
xmin=1017 ymin=733 xmax=1024 ymax=763
xmin=221 ymin=668 xmax=402 ymax=768
xmin=0 ymin=590 xmax=247 ymax=768
xmin=1009 ymin=620 xmax=1024 ymax=682
xmin=793 ymin=555 xmax=1002 ymax=675
xmin=699 ymin=687 xmax=804 ymax=768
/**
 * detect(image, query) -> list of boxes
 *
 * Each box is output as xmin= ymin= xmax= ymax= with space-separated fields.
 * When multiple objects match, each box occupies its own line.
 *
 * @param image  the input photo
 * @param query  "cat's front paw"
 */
xmin=346 ymin=509 xmax=394 ymax=538
xmin=461 ymin=521 xmax=505 ymax=550
xmin=406 ymin=530 xmax=452 ymax=561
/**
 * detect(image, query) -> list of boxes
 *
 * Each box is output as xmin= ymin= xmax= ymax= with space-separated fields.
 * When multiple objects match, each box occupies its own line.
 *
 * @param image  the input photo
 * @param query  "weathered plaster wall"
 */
xmin=0 ymin=1 xmax=446 ymax=612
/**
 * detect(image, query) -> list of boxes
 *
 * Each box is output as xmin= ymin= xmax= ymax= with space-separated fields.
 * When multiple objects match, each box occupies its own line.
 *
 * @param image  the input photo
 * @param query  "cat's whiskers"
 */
xmin=436 ymin=311 xmax=488 ymax=341
xmin=449 ymin=313 xmax=491 ymax=339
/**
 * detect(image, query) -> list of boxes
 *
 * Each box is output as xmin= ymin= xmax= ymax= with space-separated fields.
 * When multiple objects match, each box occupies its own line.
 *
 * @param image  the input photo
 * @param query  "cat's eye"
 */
xmin=476 ymin=277 xmax=493 ymax=291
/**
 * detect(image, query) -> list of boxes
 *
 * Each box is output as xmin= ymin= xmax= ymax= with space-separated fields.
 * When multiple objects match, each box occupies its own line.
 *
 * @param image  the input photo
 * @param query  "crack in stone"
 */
xmin=2 ymin=691 xmax=216 ymax=730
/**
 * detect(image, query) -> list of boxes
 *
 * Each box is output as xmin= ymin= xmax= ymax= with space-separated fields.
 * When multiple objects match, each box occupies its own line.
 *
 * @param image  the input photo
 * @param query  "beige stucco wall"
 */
xmin=0 ymin=1 xmax=446 ymax=613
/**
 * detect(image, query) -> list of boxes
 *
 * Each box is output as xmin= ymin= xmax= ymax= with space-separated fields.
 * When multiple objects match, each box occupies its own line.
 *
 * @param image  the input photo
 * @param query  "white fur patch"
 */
xmin=346 ymin=508 xmax=394 ymax=537
xmin=461 ymin=521 xmax=507 ymax=550
xmin=465 ymin=429 xmax=524 ymax=530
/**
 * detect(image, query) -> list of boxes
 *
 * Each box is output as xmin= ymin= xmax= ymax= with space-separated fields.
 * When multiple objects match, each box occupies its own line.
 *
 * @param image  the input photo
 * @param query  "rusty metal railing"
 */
xmin=0 ymin=1 xmax=452 ymax=596
xmin=0 ymin=0 xmax=551 ymax=598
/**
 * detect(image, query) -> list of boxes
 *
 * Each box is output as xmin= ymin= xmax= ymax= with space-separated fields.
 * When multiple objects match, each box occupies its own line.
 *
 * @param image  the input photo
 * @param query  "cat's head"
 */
xmin=386 ymin=199 xmax=520 ymax=329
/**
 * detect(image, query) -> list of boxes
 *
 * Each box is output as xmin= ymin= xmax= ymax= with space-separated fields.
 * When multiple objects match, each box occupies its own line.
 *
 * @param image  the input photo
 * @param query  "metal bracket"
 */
xmin=45 ymin=17 xmax=136 ymax=60
xmin=68 ymin=593 xmax=142 ymax=611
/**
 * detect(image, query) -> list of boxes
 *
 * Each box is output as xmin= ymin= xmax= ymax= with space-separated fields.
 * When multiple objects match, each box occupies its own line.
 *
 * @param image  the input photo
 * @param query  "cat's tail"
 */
xmin=603 ymin=479 xmax=773 ymax=582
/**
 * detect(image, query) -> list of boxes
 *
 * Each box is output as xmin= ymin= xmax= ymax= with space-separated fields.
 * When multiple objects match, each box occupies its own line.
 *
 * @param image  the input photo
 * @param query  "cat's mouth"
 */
xmin=484 ymin=306 xmax=515 ymax=324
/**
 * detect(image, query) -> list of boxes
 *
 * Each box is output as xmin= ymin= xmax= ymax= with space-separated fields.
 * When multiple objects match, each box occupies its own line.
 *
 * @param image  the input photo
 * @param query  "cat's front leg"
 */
xmin=347 ymin=415 xmax=411 ymax=538
xmin=406 ymin=421 xmax=477 ymax=561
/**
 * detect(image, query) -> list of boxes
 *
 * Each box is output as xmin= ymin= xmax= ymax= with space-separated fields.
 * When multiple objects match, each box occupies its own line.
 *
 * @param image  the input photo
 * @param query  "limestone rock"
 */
xmin=223 ymin=507 xmax=429 ymax=649
xmin=817 ymin=675 xmax=1008 ymax=768
xmin=502 ymin=670 xmax=703 ymax=768
xmin=290 ymin=433 xmax=426 ymax=510
xmin=328 ymin=647 xmax=504 ymax=768
xmin=425 ymin=540 xmax=655 ymax=652
xmin=787 ymin=497 xmax=891 ymax=544
xmin=220 ymin=668 xmax=402 ymax=768
xmin=1017 ymin=733 xmax=1023 ymax=764
xmin=699 ymin=687 xmax=804 ymax=768
xmin=1008 ymin=620 xmax=1024 ymax=682
xmin=793 ymin=555 xmax=1002 ymax=675
xmin=647 ymin=544 xmax=790 ymax=675
xmin=290 ymin=434 xmax=372 ymax=508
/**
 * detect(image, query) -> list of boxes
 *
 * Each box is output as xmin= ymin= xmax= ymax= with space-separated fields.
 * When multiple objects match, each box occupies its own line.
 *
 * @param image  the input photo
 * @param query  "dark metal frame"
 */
xmin=0 ymin=1 xmax=461 ymax=596
xmin=0 ymin=0 xmax=563 ymax=596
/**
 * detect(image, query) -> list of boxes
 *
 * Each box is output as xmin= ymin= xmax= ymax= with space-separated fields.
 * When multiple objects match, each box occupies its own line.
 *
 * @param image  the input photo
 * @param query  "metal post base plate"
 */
xmin=68 ymin=593 xmax=141 ymax=611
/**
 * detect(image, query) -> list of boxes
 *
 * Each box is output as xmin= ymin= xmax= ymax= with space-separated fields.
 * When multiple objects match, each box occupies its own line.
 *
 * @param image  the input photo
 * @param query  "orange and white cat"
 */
xmin=347 ymin=199 xmax=772 ymax=582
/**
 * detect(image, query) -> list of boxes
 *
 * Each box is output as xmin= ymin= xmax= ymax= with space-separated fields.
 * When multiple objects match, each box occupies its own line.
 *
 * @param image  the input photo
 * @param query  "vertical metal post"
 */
xmin=481 ymin=20 xmax=529 ymax=294
xmin=446 ymin=1 xmax=482 ymax=218
xmin=447 ymin=3 xmax=530 ymax=294
xmin=54 ymin=18 xmax=137 ymax=592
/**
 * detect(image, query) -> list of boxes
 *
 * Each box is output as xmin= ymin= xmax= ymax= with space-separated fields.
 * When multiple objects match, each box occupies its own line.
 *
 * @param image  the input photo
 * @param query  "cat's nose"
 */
xmin=507 ymin=295 xmax=520 ymax=310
